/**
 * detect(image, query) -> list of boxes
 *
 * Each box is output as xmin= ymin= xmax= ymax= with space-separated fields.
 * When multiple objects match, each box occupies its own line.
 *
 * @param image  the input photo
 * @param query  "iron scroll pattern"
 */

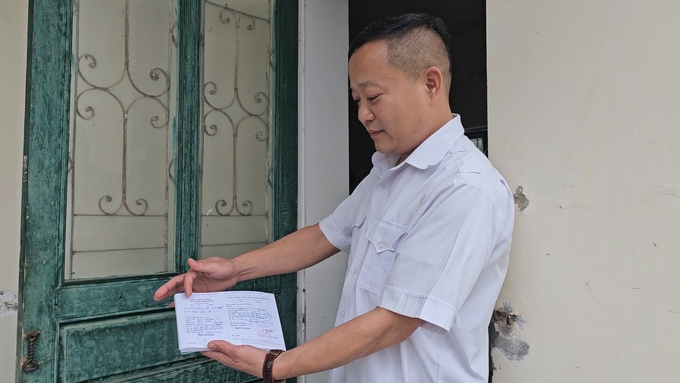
xmin=72 ymin=0 xmax=172 ymax=217
xmin=203 ymin=2 xmax=271 ymax=217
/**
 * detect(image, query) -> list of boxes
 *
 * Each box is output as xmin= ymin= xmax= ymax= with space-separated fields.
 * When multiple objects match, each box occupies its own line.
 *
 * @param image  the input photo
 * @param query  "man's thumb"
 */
xmin=207 ymin=340 xmax=229 ymax=352
xmin=187 ymin=258 xmax=209 ymax=272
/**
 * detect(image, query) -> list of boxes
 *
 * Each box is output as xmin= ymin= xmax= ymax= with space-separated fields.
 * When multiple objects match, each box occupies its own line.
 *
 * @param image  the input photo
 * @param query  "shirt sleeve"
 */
xmin=379 ymin=173 xmax=503 ymax=334
xmin=319 ymin=207 xmax=353 ymax=254
xmin=319 ymin=173 xmax=374 ymax=254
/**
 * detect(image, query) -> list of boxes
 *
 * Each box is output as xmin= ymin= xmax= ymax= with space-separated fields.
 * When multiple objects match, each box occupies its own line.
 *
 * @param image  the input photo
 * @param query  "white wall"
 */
xmin=487 ymin=0 xmax=680 ymax=381
xmin=296 ymin=1 xmax=349 ymax=382
xmin=0 ymin=1 xmax=28 ymax=381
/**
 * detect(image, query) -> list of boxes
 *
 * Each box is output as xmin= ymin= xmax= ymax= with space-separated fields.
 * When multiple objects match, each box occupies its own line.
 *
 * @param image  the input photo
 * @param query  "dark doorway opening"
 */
xmin=349 ymin=0 xmax=488 ymax=192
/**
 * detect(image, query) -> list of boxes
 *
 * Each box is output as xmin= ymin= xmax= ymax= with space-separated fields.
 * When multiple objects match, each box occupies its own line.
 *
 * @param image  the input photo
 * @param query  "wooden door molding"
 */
xmin=272 ymin=0 xmax=299 ymax=357
xmin=18 ymin=0 xmax=72 ymax=380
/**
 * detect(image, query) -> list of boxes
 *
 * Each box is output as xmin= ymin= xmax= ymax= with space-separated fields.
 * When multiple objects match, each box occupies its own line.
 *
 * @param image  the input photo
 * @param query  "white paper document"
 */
xmin=174 ymin=291 xmax=286 ymax=354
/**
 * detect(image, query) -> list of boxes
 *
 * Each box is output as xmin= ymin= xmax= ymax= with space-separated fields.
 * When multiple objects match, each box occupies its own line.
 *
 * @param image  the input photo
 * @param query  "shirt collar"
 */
xmin=371 ymin=115 xmax=465 ymax=175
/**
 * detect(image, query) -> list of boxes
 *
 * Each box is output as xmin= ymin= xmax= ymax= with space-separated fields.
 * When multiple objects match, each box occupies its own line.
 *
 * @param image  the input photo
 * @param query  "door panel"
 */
xmin=121 ymin=360 xmax=260 ymax=383
xmin=58 ymin=313 xmax=185 ymax=382
xmin=18 ymin=0 xmax=298 ymax=381
xmin=55 ymin=278 xmax=168 ymax=321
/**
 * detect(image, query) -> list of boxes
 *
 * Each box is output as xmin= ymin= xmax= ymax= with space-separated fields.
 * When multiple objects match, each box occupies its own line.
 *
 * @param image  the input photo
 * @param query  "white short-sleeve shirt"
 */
xmin=319 ymin=115 xmax=515 ymax=383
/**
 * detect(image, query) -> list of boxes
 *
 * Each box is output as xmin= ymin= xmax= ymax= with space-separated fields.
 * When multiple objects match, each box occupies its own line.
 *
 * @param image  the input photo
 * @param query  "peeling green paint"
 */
xmin=58 ymin=312 xmax=190 ymax=381
xmin=0 ymin=291 xmax=19 ymax=318
xmin=17 ymin=0 xmax=73 ymax=381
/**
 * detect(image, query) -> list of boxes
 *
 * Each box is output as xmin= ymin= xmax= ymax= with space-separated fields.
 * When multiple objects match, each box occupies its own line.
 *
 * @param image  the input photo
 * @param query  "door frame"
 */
xmin=295 ymin=1 xmax=350 ymax=381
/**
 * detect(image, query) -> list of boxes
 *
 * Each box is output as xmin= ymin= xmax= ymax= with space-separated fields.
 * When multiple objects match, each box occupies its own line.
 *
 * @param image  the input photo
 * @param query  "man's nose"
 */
xmin=358 ymin=103 xmax=375 ymax=125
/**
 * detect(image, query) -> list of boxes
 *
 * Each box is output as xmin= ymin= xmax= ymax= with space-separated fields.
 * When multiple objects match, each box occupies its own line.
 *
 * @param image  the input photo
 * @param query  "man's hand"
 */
xmin=153 ymin=257 xmax=240 ymax=301
xmin=201 ymin=341 xmax=269 ymax=379
xmin=154 ymin=225 xmax=338 ymax=303
xmin=194 ymin=308 xmax=422 ymax=381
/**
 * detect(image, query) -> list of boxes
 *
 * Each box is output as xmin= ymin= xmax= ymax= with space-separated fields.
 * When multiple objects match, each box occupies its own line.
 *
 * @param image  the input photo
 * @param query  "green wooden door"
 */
xmin=16 ymin=0 xmax=297 ymax=382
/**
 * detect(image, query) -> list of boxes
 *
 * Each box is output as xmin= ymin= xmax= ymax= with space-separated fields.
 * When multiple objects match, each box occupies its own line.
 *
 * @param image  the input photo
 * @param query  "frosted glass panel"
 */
xmin=200 ymin=0 xmax=273 ymax=259
xmin=201 ymin=243 xmax=268 ymax=260
xmin=65 ymin=0 xmax=177 ymax=280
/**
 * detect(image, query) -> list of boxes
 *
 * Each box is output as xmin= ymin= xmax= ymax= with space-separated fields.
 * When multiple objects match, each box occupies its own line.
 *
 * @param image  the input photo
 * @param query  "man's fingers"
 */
xmin=154 ymin=274 xmax=185 ymax=301
xmin=207 ymin=340 xmax=232 ymax=353
xmin=187 ymin=257 xmax=201 ymax=270
xmin=182 ymin=258 xmax=217 ymax=297
xmin=200 ymin=350 xmax=218 ymax=359
xmin=201 ymin=342 xmax=265 ymax=378
xmin=183 ymin=271 xmax=196 ymax=297
xmin=155 ymin=259 xmax=207 ymax=300
xmin=187 ymin=257 xmax=223 ymax=275
xmin=201 ymin=341 xmax=235 ymax=364
xmin=156 ymin=258 xmax=229 ymax=301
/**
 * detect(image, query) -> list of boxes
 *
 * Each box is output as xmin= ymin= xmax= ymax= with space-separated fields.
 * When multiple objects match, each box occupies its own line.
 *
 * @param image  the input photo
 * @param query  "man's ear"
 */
xmin=423 ymin=66 xmax=444 ymax=102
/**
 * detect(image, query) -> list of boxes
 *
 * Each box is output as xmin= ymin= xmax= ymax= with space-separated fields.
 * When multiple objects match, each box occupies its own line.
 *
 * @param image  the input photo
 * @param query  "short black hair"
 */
xmin=349 ymin=13 xmax=451 ymax=59
xmin=349 ymin=13 xmax=452 ymax=88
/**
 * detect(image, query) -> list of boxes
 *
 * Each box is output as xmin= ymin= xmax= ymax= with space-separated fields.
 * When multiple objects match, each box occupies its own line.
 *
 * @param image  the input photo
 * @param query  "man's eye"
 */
xmin=353 ymin=99 xmax=360 ymax=105
xmin=367 ymin=95 xmax=379 ymax=102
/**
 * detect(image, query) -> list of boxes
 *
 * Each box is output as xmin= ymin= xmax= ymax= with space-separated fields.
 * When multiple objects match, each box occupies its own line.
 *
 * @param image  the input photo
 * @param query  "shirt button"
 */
xmin=378 ymin=242 xmax=384 ymax=249
xmin=381 ymin=183 xmax=386 ymax=189
xmin=352 ymin=269 xmax=357 ymax=275
xmin=341 ymin=310 xmax=346 ymax=316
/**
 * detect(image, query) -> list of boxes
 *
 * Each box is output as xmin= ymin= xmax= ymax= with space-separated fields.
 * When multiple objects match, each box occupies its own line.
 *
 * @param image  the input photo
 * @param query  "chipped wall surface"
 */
xmin=0 ymin=0 xmax=28 ymax=381
xmin=492 ymin=301 xmax=530 ymax=363
xmin=488 ymin=0 xmax=680 ymax=381
xmin=0 ymin=292 xmax=18 ymax=318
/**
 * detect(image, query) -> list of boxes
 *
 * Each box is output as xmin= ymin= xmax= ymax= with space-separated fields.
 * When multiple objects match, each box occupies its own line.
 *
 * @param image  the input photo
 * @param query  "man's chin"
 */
xmin=371 ymin=140 xmax=391 ymax=154
xmin=373 ymin=147 xmax=396 ymax=156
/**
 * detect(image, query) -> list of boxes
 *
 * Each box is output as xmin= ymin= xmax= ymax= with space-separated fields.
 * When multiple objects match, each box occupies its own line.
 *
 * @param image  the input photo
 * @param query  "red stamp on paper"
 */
xmin=257 ymin=329 xmax=273 ymax=341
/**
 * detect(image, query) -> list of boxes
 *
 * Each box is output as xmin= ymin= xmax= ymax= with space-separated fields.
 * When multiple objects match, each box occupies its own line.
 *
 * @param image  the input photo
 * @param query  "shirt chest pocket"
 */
xmin=356 ymin=219 xmax=407 ymax=296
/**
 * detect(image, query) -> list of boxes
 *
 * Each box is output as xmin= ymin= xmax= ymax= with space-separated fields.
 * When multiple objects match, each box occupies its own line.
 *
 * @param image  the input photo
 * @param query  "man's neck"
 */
xmin=394 ymin=113 xmax=456 ymax=167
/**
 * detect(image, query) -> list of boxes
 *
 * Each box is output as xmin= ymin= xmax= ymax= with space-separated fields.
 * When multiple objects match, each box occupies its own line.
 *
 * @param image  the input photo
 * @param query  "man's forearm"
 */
xmin=233 ymin=224 xmax=339 ymax=283
xmin=272 ymin=307 xmax=423 ymax=379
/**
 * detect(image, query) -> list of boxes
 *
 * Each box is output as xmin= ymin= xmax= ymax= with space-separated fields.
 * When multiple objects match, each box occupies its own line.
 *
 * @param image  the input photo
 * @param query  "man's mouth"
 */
xmin=368 ymin=130 xmax=383 ymax=138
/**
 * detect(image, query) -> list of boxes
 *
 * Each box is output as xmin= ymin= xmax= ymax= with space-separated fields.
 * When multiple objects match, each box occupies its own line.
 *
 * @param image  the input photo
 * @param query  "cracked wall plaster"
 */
xmin=0 ymin=291 xmax=18 ymax=318
xmin=492 ymin=300 xmax=530 ymax=362
xmin=513 ymin=186 xmax=530 ymax=212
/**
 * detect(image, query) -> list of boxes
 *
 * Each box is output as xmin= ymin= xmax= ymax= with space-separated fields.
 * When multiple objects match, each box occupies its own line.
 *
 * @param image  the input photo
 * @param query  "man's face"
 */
xmin=349 ymin=40 xmax=430 ymax=159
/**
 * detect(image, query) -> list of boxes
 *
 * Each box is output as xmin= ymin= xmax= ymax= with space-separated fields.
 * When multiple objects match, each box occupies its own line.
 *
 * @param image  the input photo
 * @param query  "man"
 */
xmin=154 ymin=13 xmax=514 ymax=382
